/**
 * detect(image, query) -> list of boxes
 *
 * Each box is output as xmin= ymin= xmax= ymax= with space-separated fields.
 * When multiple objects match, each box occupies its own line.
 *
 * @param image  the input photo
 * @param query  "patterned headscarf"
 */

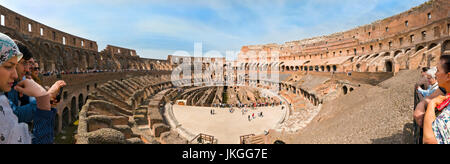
xmin=0 ymin=32 xmax=22 ymax=66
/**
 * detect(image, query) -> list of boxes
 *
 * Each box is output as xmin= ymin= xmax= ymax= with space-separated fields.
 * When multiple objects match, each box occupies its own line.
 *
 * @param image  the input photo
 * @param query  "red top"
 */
xmin=437 ymin=94 xmax=450 ymax=112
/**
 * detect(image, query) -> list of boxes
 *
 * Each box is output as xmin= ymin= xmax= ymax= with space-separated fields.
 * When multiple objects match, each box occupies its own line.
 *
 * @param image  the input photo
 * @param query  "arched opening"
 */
xmin=86 ymin=85 xmax=90 ymax=92
xmin=428 ymin=43 xmax=437 ymax=50
xmin=54 ymin=113 xmax=59 ymax=133
xmin=356 ymin=64 xmax=361 ymax=72
xmin=326 ymin=66 xmax=331 ymax=72
xmin=394 ymin=50 xmax=402 ymax=57
xmin=332 ymin=65 xmax=337 ymax=72
xmin=274 ymin=140 xmax=285 ymax=144
xmin=369 ymin=54 xmax=378 ymax=60
xmin=343 ymin=86 xmax=348 ymax=95
xmin=315 ymin=66 xmax=319 ymax=72
xmin=295 ymin=66 xmax=299 ymax=71
xmin=71 ymin=97 xmax=77 ymax=121
xmin=78 ymin=94 xmax=84 ymax=112
xmin=350 ymin=88 xmax=354 ymax=92
xmin=443 ymin=40 xmax=450 ymax=53
xmin=385 ymin=61 xmax=393 ymax=72
xmin=416 ymin=46 xmax=425 ymax=52
xmin=63 ymin=91 xmax=68 ymax=100
xmin=62 ymin=107 xmax=69 ymax=129
xmin=405 ymin=48 xmax=411 ymax=53
xmin=320 ymin=66 xmax=325 ymax=72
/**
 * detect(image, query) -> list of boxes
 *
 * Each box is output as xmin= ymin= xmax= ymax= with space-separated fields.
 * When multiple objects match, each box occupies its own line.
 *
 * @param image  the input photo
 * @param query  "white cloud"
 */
xmin=135 ymin=15 xmax=242 ymax=50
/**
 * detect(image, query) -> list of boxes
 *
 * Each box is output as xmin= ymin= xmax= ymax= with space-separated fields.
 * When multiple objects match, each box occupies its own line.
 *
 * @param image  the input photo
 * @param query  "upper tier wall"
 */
xmin=239 ymin=0 xmax=450 ymax=59
xmin=0 ymin=5 xmax=98 ymax=51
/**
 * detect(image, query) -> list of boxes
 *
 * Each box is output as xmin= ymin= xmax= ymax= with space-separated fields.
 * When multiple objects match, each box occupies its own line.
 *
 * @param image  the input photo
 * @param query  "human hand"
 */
xmin=14 ymin=79 xmax=47 ymax=97
xmin=430 ymin=95 xmax=450 ymax=107
xmin=47 ymin=80 xmax=66 ymax=99
xmin=50 ymin=97 xmax=59 ymax=108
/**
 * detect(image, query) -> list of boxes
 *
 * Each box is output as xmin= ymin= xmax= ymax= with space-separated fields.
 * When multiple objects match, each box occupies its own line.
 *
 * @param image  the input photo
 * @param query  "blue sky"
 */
xmin=0 ymin=0 xmax=429 ymax=60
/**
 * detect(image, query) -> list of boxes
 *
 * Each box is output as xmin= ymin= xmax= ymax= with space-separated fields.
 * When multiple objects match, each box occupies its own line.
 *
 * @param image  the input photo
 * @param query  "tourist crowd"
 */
xmin=414 ymin=55 xmax=450 ymax=144
xmin=212 ymin=101 xmax=283 ymax=109
xmin=0 ymin=33 xmax=66 ymax=144
xmin=42 ymin=68 xmax=152 ymax=77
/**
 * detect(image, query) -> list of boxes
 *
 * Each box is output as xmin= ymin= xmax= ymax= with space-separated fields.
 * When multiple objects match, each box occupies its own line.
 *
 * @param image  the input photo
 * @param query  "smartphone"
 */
xmin=56 ymin=87 xmax=64 ymax=102
xmin=51 ymin=87 xmax=64 ymax=104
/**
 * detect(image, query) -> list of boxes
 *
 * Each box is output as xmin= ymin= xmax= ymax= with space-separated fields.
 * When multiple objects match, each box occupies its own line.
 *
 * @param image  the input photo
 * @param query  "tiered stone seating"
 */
xmin=76 ymin=74 xmax=178 ymax=144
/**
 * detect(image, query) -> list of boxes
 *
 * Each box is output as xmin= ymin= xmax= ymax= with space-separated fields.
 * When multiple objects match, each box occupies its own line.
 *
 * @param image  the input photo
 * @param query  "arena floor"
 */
xmin=172 ymin=105 xmax=286 ymax=144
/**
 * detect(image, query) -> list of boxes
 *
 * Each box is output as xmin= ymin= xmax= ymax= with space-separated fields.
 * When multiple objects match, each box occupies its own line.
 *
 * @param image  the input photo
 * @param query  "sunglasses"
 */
xmin=33 ymin=67 xmax=40 ymax=71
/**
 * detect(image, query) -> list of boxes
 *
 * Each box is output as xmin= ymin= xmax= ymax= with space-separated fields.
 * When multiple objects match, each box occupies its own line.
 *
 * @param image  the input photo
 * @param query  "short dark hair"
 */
xmin=422 ymin=67 xmax=430 ymax=73
xmin=439 ymin=55 xmax=450 ymax=73
xmin=14 ymin=40 xmax=33 ymax=61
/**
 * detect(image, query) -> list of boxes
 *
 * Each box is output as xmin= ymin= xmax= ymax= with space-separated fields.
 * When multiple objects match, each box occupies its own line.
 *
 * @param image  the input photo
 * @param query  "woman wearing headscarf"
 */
xmin=0 ymin=32 xmax=55 ymax=144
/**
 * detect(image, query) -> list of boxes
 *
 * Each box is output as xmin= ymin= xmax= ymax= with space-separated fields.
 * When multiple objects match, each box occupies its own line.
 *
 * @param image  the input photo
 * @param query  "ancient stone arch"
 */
xmin=62 ymin=107 xmax=69 ymax=129
xmin=394 ymin=50 xmax=403 ymax=57
xmin=61 ymin=48 xmax=72 ymax=71
xmin=74 ymin=50 xmax=83 ymax=71
xmin=71 ymin=97 xmax=77 ymax=121
xmin=443 ymin=40 xmax=450 ymax=54
xmin=78 ymin=94 xmax=84 ymax=112
xmin=150 ymin=62 xmax=156 ymax=70
xmin=385 ymin=60 xmax=393 ymax=72
xmin=428 ymin=43 xmax=438 ymax=50
xmin=54 ymin=112 xmax=59 ymax=132
xmin=416 ymin=45 xmax=425 ymax=52
xmin=343 ymin=86 xmax=348 ymax=95
xmin=405 ymin=48 xmax=412 ymax=53
xmin=49 ymin=45 xmax=62 ymax=72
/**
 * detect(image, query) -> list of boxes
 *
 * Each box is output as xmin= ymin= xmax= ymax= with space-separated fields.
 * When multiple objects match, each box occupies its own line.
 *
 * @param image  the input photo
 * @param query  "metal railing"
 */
xmin=240 ymin=134 xmax=255 ymax=144
xmin=190 ymin=133 xmax=217 ymax=144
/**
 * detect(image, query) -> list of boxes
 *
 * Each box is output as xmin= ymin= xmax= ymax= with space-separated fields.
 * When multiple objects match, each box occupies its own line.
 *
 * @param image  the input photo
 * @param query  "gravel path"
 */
xmin=274 ymin=70 xmax=420 ymax=144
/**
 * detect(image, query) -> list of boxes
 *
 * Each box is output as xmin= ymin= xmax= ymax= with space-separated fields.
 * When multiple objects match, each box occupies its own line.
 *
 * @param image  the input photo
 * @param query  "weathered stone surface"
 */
xmin=83 ymin=128 xmax=127 ymax=144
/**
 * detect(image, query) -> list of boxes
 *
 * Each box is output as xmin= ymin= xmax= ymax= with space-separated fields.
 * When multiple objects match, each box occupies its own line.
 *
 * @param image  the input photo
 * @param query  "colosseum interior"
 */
xmin=0 ymin=0 xmax=449 ymax=144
